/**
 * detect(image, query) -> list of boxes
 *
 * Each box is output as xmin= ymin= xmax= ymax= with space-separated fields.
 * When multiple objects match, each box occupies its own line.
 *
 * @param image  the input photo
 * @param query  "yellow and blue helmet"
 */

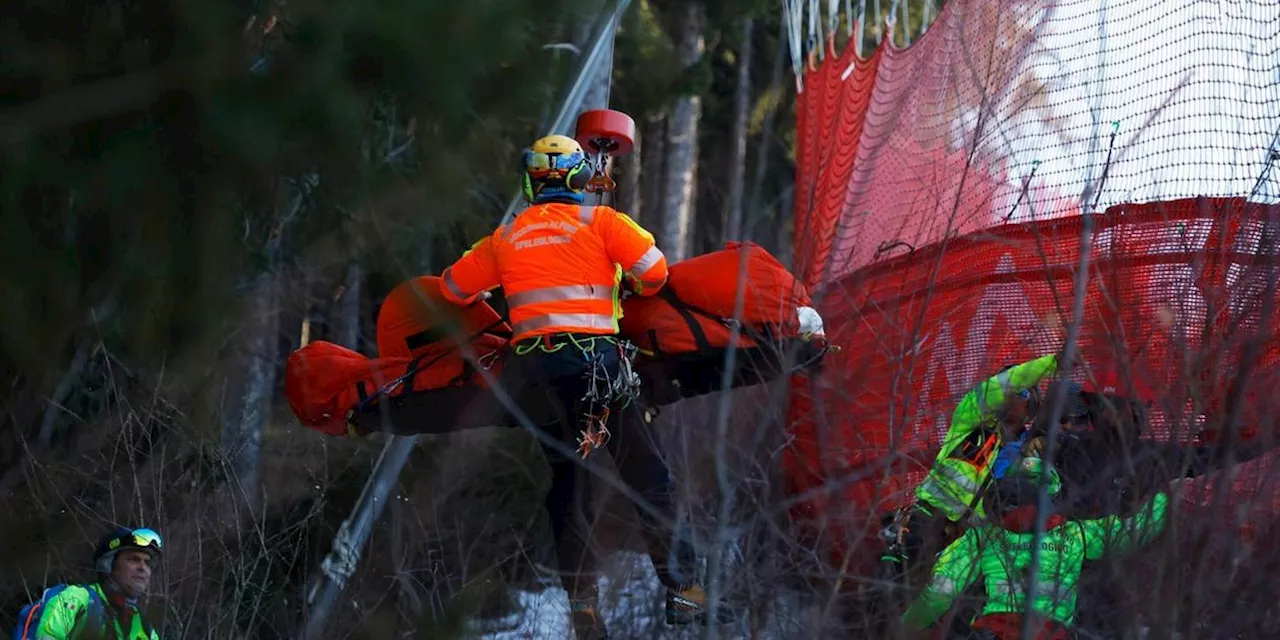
xmin=521 ymin=134 xmax=592 ymax=204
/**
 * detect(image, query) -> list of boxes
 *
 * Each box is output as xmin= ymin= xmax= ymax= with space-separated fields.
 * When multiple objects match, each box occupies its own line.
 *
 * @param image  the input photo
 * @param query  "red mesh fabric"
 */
xmin=785 ymin=198 xmax=1280 ymax=573
xmin=782 ymin=0 xmax=1280 ymax=577
xmin=791 ymin=0 xmax=1280 ymax=287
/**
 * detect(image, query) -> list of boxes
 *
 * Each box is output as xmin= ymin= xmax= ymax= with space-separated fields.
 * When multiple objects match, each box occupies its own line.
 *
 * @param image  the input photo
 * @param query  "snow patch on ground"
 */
xmin=470 ymin=551 xmax=813 ymax=639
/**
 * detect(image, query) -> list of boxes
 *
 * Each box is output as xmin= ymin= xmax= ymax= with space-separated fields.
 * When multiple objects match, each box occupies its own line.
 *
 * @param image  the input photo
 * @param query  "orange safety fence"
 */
xmin=781 ymin=0 xmax=1280 ymax=579
xmin=784 ymin=197 xmax=1280 ymax=574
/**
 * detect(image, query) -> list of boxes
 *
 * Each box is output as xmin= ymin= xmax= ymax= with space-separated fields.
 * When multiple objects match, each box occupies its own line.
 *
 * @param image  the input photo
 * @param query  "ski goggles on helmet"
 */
xmin=108 ymin=528 xmax=164 ymax=554
xmin=523 ymin=148 xmax=585 ymax=179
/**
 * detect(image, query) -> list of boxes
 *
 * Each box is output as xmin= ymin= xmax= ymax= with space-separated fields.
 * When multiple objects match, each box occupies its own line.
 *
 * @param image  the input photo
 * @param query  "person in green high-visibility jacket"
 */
xmin=917 ymin=353 xmax=1073 ymax=523
xmin=879 ymin=350 xmax=1081 ymax=596
xmin=901 ymin=456 xmax=1169 ymax=640
xmin=22 ymin=526 xmax=163 ymax=640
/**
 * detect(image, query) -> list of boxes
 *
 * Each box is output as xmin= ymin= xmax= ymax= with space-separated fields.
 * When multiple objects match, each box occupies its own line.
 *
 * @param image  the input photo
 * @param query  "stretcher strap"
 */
xmin=656 ymin=287 xmax=717 ymax=356
xmin=657 ymin=287 xmax=833 ymax=370
xmin=348 ymin=319 xmax=508 ymax=419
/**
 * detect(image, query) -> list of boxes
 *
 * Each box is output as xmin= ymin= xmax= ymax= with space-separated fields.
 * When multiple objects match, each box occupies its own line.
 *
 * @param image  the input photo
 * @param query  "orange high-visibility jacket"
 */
xmin=441 ymin=202 xmax=669 ymax=343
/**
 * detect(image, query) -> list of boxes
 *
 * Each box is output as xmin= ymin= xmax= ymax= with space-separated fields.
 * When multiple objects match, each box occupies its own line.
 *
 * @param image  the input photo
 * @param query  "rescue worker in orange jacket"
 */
xmin=440 ymin=134 xmax=725 ymax=638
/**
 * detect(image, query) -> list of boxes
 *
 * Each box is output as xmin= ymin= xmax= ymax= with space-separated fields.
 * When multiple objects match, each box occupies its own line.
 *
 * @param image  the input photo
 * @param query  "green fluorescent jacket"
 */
xmin=915 ymin=354 xmax=1060 ymax=521
xmin=903 ymin=492 xmax=1170 ymax=630
xmin=35 ymin=583 xmax=159 ymax=640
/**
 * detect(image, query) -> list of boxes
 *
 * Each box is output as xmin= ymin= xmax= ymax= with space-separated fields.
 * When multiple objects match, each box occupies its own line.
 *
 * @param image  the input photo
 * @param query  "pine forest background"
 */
xmin=0 ymin=0 xmax=943 ymax=637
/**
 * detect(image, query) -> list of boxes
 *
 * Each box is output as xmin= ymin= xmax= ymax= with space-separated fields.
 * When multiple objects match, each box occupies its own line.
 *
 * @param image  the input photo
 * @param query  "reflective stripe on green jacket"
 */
xmin=902 ymin=492 xmax=1170 ymax=630
xmin=916 ymin=354 xmax=1060 ymax=521
xmin=36 ymin=583 xmax=159 ymax=640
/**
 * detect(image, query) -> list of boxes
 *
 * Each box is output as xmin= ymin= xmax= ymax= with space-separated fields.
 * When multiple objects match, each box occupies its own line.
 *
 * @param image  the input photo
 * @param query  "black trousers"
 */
xmin=504 ymin=334 xmax=697 ymax=599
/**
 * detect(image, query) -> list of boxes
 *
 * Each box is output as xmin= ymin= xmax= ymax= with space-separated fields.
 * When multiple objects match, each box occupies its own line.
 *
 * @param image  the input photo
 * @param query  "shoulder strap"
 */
xmin=79 ymin=585 xmax=107 ymax=636
xmin=83 ymin=585 xmax=103 ymax=620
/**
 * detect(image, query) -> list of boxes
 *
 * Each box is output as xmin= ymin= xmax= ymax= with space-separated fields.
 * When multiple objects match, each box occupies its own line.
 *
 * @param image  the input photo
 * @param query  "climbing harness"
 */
xmin=575 ymin=337 xmax=642 ymax=459
xmin=513 ymin=333 xmax=643 ymax=459
xmin=880 ymin=505 xmax=914 ymax=558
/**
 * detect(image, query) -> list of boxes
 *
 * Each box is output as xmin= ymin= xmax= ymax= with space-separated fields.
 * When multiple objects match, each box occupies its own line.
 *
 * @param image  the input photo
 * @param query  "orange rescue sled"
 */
xmin=619 ymin=242 xmax=826 ymax=402
xmin=284 ymin=276 xmax=510 ymax=437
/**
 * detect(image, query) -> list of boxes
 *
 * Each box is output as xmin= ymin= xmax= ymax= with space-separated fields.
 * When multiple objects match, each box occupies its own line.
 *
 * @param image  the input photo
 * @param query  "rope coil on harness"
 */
xmin=575 ymin=336 xmax=642 ymax=458
xmin=510 ymin=333 xmax=642 ymax=459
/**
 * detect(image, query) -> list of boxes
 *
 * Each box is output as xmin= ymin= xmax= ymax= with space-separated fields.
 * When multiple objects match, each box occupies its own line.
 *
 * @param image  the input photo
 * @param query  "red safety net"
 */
xmin=781 ymin=0 xmax=1280 ymax=579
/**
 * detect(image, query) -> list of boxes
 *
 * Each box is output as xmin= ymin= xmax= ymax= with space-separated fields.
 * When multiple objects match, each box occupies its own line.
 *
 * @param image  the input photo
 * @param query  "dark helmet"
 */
xmin=94 ymin=526 xmax=163 ymax=575
xmin=987 ymin=456 xmax=1062 ymax=515
xmin=1047 ymin=379 xmax=1089 ymax=423
xmin=1029 ymin=379 xmax=1090 ymax=438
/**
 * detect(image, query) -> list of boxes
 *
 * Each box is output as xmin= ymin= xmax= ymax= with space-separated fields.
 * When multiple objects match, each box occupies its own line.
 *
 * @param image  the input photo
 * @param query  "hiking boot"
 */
xmin=664 ymin=584 xmax=736 ymax=626
xmin=570 ymin=599 xmax=608 ymax=640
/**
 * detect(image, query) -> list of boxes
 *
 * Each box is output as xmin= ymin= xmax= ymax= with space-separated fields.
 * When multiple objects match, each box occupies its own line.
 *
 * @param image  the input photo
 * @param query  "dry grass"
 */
xmin=2 ymin=332 xmax=1278 ymax=639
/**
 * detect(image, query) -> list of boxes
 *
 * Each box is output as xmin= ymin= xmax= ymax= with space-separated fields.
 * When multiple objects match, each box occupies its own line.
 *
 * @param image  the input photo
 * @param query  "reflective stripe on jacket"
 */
xmin=916 ymin=354 xmax=1060 ymax=521
xmin=902 ymin=492 xmax=1169 ymax=631
xmin=917 ymin=457 xmax=988 ymax=522
xmin=440 ymin=203 xmax=668 ymax=343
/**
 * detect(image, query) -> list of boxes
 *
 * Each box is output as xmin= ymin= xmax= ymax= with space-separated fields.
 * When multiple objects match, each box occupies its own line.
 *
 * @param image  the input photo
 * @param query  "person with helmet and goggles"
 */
xmin=900 ymin=456 xmax=1169 ymax=640
xmin=1025 ymin=376 xmax=1276 ymax=522
xmin=440 ymin=134 xmax=724 ymax=638
xmin=993 ymin=379 xmax=1091 ymax=481
xmin=879 ymin=350 xmax=1079 ymax=613
xmin=29 ymin=526 xmax=162 ymax=639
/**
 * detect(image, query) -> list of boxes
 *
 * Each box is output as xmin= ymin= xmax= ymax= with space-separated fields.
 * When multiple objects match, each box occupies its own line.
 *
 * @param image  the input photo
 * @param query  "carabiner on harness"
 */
xmin=574 ymin=338 xmax=642 ymax=459
xmin=576 ymin=406 xmax=611 ymax=459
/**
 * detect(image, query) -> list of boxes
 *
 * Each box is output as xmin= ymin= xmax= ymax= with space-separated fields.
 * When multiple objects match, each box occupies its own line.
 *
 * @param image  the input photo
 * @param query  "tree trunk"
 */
xmin=221 ymin=182 xmax=305 ymax=511
xmin=576 ymin=6 xmax=614 ymax=115
xmin=36 ymin=340 xmax=91 ymax=448
xmin=617 ymin=126 xmax=642 ymax=216
xmin=660 ymin=2 xmax=706 ymax=263
xmin=724 ymin=17 xmax=753 ymax=244
xmin=776 ymin=185 xmax=795 ymax=270
xmin=748 ymin=18 xmax=788 ymax=249
xmin=338 ymin=261 xmax=363 ymax=352
xmin=641 ymin=116 xmax=666 ymax=225
xmin=221 ymin=271 xmax=279 ymax=510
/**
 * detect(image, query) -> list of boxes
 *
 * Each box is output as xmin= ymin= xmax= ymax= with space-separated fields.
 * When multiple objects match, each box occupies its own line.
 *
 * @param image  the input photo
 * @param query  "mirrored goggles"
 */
xmin=126 ymin=528 xmax=163 ymax=552
xmin=524 ymin=150 xmax=582 ymax=178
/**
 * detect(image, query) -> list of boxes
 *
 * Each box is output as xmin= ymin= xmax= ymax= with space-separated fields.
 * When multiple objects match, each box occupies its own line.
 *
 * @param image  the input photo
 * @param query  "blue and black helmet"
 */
xmin=94 ymin=526 xmax=163 ymax=574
